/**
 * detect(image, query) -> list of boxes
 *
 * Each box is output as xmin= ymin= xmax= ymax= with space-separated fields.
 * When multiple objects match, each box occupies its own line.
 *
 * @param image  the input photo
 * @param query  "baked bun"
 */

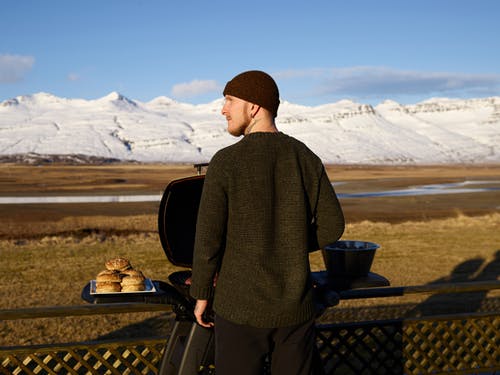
xmin=95 ymin=258 xmax=148 ymax=293
xmin=121 ymin=273 xmax=146 ymax=292
xmin=105 ymin=257 xmax=132 ymax=272
xmin=121 ymin=283 xmax=146 ymax=292
xmin=96 ymin=281 xmax=121 ymax=293
xmin=120 ymin=269 xmax=145 ymax=280
xmin=96 ymin=270 xmax=121 ymax=283
xmin=121 ymin=276 xmax=145 ymax=285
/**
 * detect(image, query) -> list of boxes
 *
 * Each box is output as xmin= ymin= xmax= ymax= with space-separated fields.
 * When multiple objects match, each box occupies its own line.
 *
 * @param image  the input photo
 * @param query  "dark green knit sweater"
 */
xmin=190 ymin=132 xmax=345 ymax=328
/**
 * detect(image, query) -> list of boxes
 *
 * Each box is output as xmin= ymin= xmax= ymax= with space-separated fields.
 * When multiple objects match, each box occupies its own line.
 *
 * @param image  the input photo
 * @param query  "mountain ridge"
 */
xmin=1 ymin=92 xmax=499 ymax=165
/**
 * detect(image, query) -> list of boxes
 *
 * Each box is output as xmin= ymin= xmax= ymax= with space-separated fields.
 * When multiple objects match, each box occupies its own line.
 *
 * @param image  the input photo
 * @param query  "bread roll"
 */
xmin=121 ymin=272 xmax=146 ymax=292
xmin=120 ymin=269 xmax=145 ymax=280
xmin=95 ymin=258 xmax=148 ymax=293
xmin=96 ymin=270 xmax=121 ymax=283
xmin=121 ymin=283 xmax=146 ymax=292
xmin=122 ymin=276 xmax=145 ymax=285
xmin=105 ymin=257 xmax=132 ymax=272
xmin=96 ymin=281 xmax=121 ymax=293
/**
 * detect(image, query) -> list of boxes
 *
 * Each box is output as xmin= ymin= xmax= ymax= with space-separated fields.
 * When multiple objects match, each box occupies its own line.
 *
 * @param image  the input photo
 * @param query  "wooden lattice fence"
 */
xmin=1 ymin=313 xmax=499 ymax=374
xmin=316 ymin=313 xmax=500 ymax=374
xmin=1 ymin=283 xmax=500 ymax=374
xmin=0 ymin=338 xmax=165 ymax=375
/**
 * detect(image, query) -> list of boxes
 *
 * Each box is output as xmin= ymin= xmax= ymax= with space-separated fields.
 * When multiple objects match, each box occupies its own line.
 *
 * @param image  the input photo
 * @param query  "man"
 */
xmin=190 ymin=70 xmax=345 ymax=375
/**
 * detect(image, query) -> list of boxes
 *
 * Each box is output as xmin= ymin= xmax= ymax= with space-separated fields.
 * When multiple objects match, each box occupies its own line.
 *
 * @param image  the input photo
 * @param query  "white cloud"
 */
xmin=0 ymin=54 xmax=35 ymax=83
xmin=275 ymin=66 xmax=500 ymax=100
xmin=274 ymin=68 xmax=327 ymax=80
xmin=171 ymin=79 xmax=220 ymax=98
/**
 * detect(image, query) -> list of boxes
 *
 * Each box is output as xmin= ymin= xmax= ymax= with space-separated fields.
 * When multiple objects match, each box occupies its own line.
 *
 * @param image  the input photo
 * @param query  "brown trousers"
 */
xmin=214 ymin=314 xmax=324 ymax=375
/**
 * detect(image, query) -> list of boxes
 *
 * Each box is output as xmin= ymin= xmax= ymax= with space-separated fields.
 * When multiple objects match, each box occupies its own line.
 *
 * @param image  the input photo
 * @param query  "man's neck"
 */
xmin=245 ymin=118 xmax=278 ymax=135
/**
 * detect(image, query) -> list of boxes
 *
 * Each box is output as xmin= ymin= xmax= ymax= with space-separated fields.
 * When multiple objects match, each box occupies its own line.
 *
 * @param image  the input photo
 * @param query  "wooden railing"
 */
xmin=1 ymin=281 xmax=500 ymax=374
xmin=0 ymin=302 xmax=172 ymax=321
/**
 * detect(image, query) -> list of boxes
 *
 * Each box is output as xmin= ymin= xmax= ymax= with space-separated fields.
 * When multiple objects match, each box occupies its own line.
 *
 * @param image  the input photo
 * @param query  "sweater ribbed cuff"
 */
xmin=189 ymin=285 xmax=214 ymax=300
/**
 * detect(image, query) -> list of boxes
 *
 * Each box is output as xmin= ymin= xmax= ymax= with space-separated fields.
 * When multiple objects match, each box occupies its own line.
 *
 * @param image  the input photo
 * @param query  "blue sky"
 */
xmin=1 ymin=0 xmax=499 ymax=106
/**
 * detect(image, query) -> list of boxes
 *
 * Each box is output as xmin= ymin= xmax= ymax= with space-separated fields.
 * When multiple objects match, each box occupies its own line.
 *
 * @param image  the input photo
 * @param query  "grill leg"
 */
xmin=159 ymin=320 xmax=215 ymax=375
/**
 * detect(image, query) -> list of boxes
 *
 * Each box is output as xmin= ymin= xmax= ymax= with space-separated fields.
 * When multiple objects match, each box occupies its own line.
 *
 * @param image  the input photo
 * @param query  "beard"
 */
xmin=227 ymin=115 xmax=252 ymax=137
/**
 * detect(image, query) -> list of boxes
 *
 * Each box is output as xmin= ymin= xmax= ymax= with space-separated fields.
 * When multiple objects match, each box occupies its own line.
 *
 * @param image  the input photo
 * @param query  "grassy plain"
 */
xmin=0 ymin=163 xmax=499 ymax=345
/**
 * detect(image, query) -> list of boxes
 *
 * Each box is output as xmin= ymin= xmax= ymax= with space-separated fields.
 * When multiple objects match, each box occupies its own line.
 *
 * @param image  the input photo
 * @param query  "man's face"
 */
xmin=221 ymin=95 xmax=252 ymax=136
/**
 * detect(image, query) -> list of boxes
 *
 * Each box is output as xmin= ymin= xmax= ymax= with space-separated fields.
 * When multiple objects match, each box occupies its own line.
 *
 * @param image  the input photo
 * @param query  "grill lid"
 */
xmin=158 ymin=175 xmax=205 ymax=267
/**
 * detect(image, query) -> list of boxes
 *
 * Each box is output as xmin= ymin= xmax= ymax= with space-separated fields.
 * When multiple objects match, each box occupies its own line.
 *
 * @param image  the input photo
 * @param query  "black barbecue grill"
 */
xmin=82 ymin=173 xmax=215 ymax=375
xmin=81 ymin=165 xmax=389 ymax=374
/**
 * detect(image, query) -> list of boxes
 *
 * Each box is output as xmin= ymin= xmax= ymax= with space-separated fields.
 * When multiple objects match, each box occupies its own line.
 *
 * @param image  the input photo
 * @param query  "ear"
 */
xmin=250 ymin=104 xmax=261 ymax=118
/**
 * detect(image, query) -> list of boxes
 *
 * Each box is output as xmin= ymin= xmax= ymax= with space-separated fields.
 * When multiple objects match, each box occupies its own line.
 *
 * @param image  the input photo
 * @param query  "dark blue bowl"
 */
xmin=322 ymin=240 xmax=380 ymax=277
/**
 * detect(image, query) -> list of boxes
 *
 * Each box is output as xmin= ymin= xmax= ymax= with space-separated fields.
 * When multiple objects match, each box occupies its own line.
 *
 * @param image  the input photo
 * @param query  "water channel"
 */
xmin=0 ymin=180 xmax=499 ymax=204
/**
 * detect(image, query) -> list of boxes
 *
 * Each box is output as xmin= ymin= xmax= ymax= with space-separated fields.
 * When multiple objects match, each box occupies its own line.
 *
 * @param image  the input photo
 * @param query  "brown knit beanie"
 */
xmin=223 ymin=70 xmax=280 ymax=117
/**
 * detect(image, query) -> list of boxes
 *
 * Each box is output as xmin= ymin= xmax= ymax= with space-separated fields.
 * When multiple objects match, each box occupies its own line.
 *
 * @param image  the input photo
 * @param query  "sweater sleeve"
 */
xmin=189 ymin=156 xmax=228 ymax=300
xmin=314 ymin=167 xmax=345 ymax=249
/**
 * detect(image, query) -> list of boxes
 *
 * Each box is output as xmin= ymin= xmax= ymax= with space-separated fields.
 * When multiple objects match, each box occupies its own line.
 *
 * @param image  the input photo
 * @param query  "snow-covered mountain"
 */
xmin=1 ymin=92 xmax=499 ymax=164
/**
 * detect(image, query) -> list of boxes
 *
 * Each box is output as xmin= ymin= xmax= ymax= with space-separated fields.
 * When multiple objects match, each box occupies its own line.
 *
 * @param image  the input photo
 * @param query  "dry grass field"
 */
xmin=1 ymin=163 xmax=499 ymax=238
xmin=0 ymin=163 xmax=499 ymax=346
